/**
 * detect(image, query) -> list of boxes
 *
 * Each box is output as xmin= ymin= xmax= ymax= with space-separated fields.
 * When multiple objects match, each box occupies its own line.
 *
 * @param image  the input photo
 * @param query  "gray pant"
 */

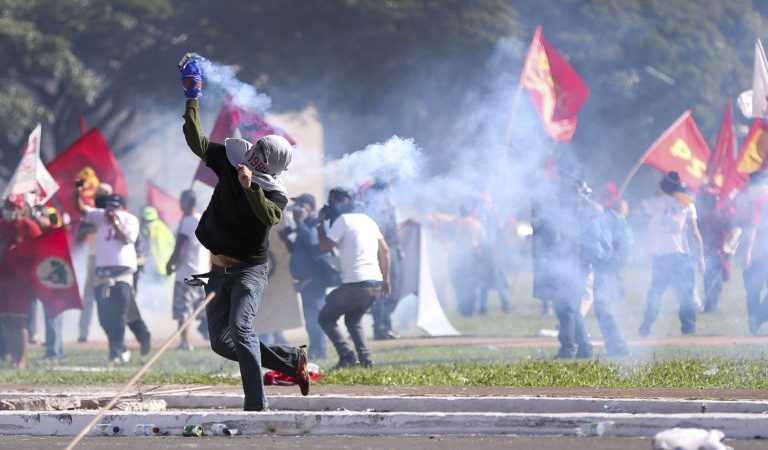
xmin=318 ymin=281 xmax=382 ymax=365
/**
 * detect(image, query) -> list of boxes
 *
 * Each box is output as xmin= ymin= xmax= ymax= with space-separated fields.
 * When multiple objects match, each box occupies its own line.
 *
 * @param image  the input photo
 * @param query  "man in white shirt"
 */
xmin=317 ymin=188 xmax=391 ymax=368
xmin=166 ymin=190 xmax=211 ymax=350
xmin=76 ymin=189 xmax=141 ymax=363
xmin=639 ymin=171 xmax=705 ymax=337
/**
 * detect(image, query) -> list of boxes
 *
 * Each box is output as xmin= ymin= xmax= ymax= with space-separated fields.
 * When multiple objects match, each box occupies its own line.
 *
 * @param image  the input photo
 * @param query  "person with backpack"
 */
xmin=584 ymin=182 xmax=632 ymax=356
xmin=638 ymin=171 xmax=705 ymax=337
xmin=278 ymin=193 xmax=338 ymax=360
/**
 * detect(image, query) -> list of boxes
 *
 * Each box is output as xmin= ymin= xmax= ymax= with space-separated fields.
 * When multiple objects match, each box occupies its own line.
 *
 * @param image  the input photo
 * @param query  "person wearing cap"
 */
xmin=639 ymin=171 xmax=705 ymax=337
xmin=0 ymin=195 xmax=43 ymax=369
xmin=317 ymin=187 xmax=391 ymax=368
xmin=77 ymin=183 xmax=112 ymax=343
xmin=179 ymin=55 xmax=309 ymax=411
xmin=585 ymin=182 xmax=632 ymax=357
xmin=277 ymin=193 xmax=334 ymax=360
xmin=137 ymin=206 xmax=175 ymax=279
xmin=166 ymin=190 xmax=211 ymax=350
xmin=75 ymin=188 xmax=142 ymax=363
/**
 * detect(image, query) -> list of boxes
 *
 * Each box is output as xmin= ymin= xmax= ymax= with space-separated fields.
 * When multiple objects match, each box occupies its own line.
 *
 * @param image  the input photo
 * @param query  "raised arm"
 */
xmin=182 ymin=99 xmax=211 ymax=161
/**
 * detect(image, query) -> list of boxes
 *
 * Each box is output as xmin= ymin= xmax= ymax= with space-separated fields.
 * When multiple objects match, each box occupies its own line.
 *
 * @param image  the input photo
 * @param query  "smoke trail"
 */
xmin=196 ymin=54 xmax=272 ymax=113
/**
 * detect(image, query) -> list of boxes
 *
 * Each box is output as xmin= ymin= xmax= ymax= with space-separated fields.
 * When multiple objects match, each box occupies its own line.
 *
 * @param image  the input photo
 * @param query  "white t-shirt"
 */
xmin=326 ymin=213 xmax=384 ymax=283
xmin=644 ymin=195 xmax=697 ymax=256
xmin=84 ymin=208 xmax=140 ymax=271
xmin=175 ymin=213 xmax=210 ymax=282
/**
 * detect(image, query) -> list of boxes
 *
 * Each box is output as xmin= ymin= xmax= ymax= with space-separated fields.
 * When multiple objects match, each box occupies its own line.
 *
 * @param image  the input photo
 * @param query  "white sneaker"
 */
xmin=119 ymin=350 xmax=131 ymax=364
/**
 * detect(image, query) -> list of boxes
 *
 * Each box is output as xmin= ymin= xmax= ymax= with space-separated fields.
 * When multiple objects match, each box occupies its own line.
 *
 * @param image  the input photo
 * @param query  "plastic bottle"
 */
xmin=576 ymin=421 xmax=615 ymax=436
xmin=133 ymin=424 xmax=161 ymax=436
xmin=210 ymin=423 xmax=238 ymax=436
xmin=182 ymin=424 xmax=204 ymax=437
xmin=93 ymin=423 xmax=121 ymax=436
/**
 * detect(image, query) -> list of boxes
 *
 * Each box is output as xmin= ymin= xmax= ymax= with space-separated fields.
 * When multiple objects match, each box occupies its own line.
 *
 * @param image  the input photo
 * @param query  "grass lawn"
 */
xmin=1 ymin=267 xmax=766 ymax=388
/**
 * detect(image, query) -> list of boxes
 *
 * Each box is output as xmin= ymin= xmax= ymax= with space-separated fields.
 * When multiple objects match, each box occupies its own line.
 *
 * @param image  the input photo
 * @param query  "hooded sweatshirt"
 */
xmin=182 ymin=99 xmax=288 ymax=264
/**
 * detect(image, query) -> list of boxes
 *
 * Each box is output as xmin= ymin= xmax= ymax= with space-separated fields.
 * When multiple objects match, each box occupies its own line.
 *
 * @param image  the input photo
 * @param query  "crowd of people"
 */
xmin=2 ymin=52 xmax=768 ymax=416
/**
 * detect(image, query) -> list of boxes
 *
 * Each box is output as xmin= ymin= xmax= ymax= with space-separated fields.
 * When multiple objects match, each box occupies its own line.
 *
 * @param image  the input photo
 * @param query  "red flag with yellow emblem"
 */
xmin=46 ymin=129 xmax=127 ymax=221
xmin=641 ymin=111 xmax=711 ymax=192
xmin=520 ymin=26 xmax=590 ymax=142
xmin=720 ymin=119 xmax=768 ymax=204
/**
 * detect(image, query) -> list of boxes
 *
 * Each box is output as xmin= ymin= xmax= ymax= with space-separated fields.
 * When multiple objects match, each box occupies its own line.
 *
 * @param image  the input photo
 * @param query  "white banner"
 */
xmin=752 ymin=39 xmax=768 ymax=118
xmin=2 ymin=124 xmax=59 ymax=204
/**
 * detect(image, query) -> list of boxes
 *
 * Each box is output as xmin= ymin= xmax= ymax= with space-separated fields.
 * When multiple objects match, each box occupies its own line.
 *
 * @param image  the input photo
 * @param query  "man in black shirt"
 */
xmin=179 ymin=55 xmax=309 ymax=411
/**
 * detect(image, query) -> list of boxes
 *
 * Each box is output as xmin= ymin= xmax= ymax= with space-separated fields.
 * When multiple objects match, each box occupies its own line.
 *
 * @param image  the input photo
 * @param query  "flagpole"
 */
xmin=618 ymin=156 xmax=646 ymax=197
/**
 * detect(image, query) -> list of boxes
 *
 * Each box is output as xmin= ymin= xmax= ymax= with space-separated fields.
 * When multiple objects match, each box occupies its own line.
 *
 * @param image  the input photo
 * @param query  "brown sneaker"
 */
xmin=295 ymin=345 xmax=310 ymax=396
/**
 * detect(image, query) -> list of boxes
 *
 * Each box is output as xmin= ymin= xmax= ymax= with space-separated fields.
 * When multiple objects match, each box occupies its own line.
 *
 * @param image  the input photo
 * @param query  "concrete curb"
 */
xmin=159 ymin=394 xmax=768 ymax=415
xmin=0 ymin=410 xmax=766 ymax=438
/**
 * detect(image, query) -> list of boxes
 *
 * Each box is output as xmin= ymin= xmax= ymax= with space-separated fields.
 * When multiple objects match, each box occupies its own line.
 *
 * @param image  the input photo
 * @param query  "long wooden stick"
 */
xmin=65 ymin=291 xmax=216 ymax=450
xmin=618 ymin=157 xmax=646 ymax=197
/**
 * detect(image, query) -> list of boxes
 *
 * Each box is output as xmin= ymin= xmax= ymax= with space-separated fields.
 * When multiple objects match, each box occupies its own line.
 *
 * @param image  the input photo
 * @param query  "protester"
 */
xmin=584 ymin=182 xmax=632 ymax=357
xmin=550 ymin=175 xmax=593 ymax=359
xmin=76 ymin=188 xmax=142 ymax=363
xmin=137 ymin=206 xmax=175 ymax=280
xmin=278 ymin=193 xmax=334 ymax=360
xmin=166 ymin=189 xmax=211 ymax=350
xmin=450 ymin=204 xmax=487 ymax=317
xmin=531 ymin=176 xmax=560 ymax=316
xmin=317 ymin=187 xmax=390 ymax=368
xmin=361 ymin=178 xmax=403 ymax=340
xmin=696 ymin=184 xmax=734 ymax=313
xmin=476 ymin=195 xmax=512 ymax=315
xmin=0 ymin=195 xmax=42 ymax=369
xmin=639 ymin=171 xmax=705 ymax=337
xmin=77 ymin=183 xmax=113 ymax=343
xmin=738 ymin=170 xmax=768 ymax=334
xmin=179 ymin=54 xmax=309 ymax=411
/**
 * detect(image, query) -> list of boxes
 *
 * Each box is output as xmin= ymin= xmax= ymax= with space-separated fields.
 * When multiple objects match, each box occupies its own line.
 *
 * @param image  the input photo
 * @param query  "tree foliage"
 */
xmin=0 ymin=0 xmax=766 ymax=192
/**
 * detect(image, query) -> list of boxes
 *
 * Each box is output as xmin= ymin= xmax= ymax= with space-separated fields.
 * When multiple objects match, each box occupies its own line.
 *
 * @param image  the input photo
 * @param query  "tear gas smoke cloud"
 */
xmin=197 ymin=54 xmax=272 ymax=113
xmin=323 ymin=136 xmax=424 ymax=189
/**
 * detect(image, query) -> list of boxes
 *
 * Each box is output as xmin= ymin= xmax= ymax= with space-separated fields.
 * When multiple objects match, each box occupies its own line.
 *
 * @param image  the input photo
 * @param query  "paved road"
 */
xmin=5 ymin=435 xmax=761 ymax=450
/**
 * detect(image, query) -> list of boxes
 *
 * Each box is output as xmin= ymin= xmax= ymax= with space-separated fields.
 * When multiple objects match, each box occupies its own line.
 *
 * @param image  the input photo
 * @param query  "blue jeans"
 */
xmin=554 ymin=283 xmax=592 ymax=359
xmin=44 ymin=307 xmax=64 ymax=360
xmin=641 ymin=253 xmax=697 ymax=335
xmin=593 ymin=266 xmax=628 ymax=355
xmin=205 ymin=263 xmax=300 ymax=411
xmin=299 ymin=279 xmax=327 ymax=359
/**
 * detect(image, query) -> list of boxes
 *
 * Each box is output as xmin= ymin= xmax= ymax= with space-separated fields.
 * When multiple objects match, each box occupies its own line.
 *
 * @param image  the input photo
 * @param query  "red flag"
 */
xmin=641 ymin=111 xmax=712 ymax=192
xmin=47 ymin=129 xmax=127 ymax=220
xmin=193 ymin=97 xmax=297 ymax=187
xmin=706 ymin=100 xmax=736 ymax=191
xmin=720 ymin=119 xmax=768 ymax=204
xmin=146 ymin=181 xmax=182 ymax=228
xmin=7 ymin=228 xmax=82 ymax=317
xmin=520 ymin=26 xmax=590 ymax=142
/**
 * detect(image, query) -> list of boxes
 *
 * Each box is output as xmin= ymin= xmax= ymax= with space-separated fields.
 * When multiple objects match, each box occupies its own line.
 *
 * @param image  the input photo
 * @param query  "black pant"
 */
xmin=95 ymin=282 xmax=132 ymax=359
xmin=319 ymin=281 xmax=381 ymax=364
